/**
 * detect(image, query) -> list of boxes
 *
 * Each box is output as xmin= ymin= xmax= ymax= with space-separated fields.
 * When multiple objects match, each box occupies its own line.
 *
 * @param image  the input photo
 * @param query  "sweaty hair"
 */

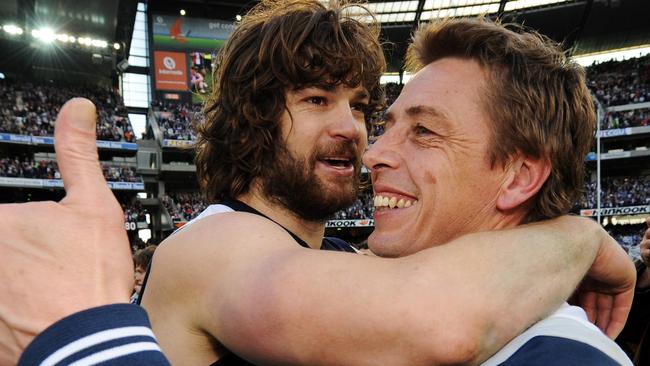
xmin=195 ymin=0 xmax=386 ymax=202
xmin=406 ymin=17 xmax=596 ymax=222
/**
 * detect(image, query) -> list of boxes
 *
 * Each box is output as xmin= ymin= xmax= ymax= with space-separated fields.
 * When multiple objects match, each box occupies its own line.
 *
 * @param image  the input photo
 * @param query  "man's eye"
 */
xmin=308 ymin=96 xmax=326 ymax=105
xmin=351 ymin=103 xmax=368 ymax=112
xmin=414 ymin=124 xmax=433 ymax=135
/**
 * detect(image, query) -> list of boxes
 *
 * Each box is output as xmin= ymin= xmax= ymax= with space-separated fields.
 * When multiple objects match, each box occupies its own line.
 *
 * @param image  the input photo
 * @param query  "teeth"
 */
xmin=373 ymin=195 xmax=417 ymax=209
xmin=388 ymin=197 xmax=397 ymax=208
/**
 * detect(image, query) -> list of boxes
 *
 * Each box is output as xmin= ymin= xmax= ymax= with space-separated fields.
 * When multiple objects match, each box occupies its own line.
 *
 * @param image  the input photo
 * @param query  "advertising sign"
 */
xmin=152 ymin=15 xmax=235 ymax=52
xmin=154 ymin=51 xmax=189 ymax=91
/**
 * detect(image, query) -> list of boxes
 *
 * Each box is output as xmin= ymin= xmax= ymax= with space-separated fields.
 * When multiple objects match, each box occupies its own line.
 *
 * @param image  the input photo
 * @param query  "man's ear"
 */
xmin=496 ymin=155 xmax=551 ymax=211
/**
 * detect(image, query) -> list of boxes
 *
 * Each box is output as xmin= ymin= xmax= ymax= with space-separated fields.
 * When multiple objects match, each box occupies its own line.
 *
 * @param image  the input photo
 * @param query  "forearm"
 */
xmin=220 ymin=217 xmax=603 ymax=365
xmin=436 ymin=216 xmax=603 ymax=362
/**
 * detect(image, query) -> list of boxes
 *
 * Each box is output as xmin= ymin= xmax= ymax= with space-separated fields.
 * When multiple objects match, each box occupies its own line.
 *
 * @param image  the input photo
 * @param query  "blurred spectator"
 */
xmin=580 ymin=175 xmax=650 ymax=209
xmin=162 ymin=192 xmax=209 ymax=222
xmin=152 ymin=101 xmax=203 ymax=141
xmin=587 ymin=55 xmax=650 ymax=107
xmin=607 ymin=225 xmax=647 ymax=260
xmin=0 ymin=79 xmax=135 ymax=141
xmin=0 ymin=157 xmax=59 ymax=179
xmin=369 ymin=83 xmax=403 ymax=140
xmin=331 ymin=191 xmax=374 ymax=220
xmin=190 ymin=67 xmax=208 ymax=94
xmin=0 ymin=156 xmax=142 ymax=183
xmin=602 ymin=108 xmax=650 ymax=130
xmin=123 ymin=201 xmax=149 ymax=223
xmin=131 ymin=245 xmax=157 ymax=304
xmin=161 ymin=191 xmax=377 ymax=223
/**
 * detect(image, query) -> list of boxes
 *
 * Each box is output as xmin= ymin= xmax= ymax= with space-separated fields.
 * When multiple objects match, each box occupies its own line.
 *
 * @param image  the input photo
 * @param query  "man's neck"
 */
xmin=236 ymin=192 xmax=326 ymax=249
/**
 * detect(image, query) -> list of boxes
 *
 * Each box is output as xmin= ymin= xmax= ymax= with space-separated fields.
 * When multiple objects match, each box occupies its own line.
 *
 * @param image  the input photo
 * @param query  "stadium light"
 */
xmin=91 ymin=39 xmax=108 ymax=48
xmin=3 ymin=24 xmax=23 ymax=35
xmin=573 ymin=45 xmax=650 ymax=67
xmin=180 ymin=9 xmax=186 ymax=16
xmin=33 ymin=27 xmax=56 ymax=43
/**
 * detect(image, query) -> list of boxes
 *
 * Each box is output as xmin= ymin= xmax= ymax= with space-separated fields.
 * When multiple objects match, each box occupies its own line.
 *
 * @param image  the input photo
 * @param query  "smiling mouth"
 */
xmin=373 ymin=195 xmax=418 ymax=209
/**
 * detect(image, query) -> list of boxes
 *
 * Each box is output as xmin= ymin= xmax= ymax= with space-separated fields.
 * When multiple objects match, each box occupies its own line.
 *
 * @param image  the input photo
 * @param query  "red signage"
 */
xmin=154 ymin=51 xmax=188 ymax=91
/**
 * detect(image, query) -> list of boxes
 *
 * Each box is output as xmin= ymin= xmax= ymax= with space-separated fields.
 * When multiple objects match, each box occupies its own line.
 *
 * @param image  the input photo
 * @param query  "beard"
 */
xmin=260 ymin=140 xmax=361 ymax=222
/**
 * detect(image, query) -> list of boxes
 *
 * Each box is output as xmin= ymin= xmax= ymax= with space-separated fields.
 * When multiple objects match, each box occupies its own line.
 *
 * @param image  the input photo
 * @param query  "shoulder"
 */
xmin=160 ymin=211 xmax=300 ymax=261
xmin=483 ymin=305 xmax=632 ymax=366
xmin=142 ymin=211 xmax=303 ymax=304
xmin=496 ymin=336 xmax=624 ymax=366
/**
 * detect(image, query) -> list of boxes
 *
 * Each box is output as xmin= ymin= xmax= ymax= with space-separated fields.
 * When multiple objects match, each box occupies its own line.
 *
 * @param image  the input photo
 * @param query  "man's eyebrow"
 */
xmin=405 ymin=105 xmax=452 ymax=128
xmin=298 ymin=83 xmax=337 ymax=93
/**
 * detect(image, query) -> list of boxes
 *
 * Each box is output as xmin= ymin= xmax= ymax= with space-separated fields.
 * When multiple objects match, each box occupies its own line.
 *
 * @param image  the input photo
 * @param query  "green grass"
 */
xmin=192 ymin=71 xmax=213 ymax=104
xmin=153 ymin=35 xmax=225 ymax=51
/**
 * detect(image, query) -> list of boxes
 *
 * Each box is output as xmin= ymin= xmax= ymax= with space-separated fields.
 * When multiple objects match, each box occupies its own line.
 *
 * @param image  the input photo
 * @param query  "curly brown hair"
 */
xmin=195 ymin=0 xmax=386 ymax=202
xmin=406 ymin=17 xmax=596 ymax=222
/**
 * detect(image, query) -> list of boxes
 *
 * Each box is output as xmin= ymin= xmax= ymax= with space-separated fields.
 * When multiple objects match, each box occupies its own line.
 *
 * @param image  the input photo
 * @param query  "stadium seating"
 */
xmin=0 ymin=79 xmax=135 ymax=142
xmin=0 ymin=156 xmax=142 ymax=183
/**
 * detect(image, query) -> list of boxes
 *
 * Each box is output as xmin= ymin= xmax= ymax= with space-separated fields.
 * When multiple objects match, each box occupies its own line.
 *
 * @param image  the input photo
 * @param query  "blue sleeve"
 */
xmin=19 ymin=304 xmax=171 ymax=366
xmin=498 ymin=336 xmax=621 ymax=366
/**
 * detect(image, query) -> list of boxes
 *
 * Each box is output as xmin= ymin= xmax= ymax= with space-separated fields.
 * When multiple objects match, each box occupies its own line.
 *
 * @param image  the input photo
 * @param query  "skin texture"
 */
xmin=0 ymin=89 xmax=634 ymax=365
xmin=365 ymin=58 xmax=518 ymax=257
xmin=0 ymin=99 xmax=133 ymax=365
xmin=140 ymin=78 xmax=634 ymax=365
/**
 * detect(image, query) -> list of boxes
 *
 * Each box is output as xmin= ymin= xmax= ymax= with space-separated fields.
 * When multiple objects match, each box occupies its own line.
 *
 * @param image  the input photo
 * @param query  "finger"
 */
xmin=595 ymin=294 xmax=613 ymax=335
xmin=579 ymin=291 xmax=597 ymax=323
xmin=604 ymin=288 xmax=634 ymax=339
xmin=54 ymin=98 xmax=111 ymax=205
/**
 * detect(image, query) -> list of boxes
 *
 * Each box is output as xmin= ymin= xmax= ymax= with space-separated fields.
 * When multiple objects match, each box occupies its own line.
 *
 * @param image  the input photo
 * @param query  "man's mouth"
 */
xmin=320 ymin=157 xmax=354 ymax=169
xmin=373 ymin=194 xmax=418 ymax=210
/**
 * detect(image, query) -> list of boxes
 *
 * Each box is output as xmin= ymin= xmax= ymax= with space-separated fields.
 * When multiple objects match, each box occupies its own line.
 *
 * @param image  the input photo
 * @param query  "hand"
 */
xmin=0 ymin=99 xmax=133 ymax=364
xmin=571 ymin=225 xmax=636 ymax=339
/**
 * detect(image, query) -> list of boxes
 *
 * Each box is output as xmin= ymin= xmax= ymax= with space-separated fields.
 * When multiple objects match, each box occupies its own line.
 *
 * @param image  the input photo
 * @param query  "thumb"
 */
xmin=54 ymin=98 xmax=111 ymax=205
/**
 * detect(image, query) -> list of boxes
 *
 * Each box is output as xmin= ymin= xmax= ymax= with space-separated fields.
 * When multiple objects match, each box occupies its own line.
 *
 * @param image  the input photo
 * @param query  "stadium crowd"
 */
xmin=580 ymin=175 xmax=650 ymax=209
xmin=161 ymin=191 xmax=208 ymax=222
xmin=0 ymin=80 xmax=135 ymax=141
xmin=608 ymin=225 xmax=647 ymax=260
xmin=0 ymin=156 xmax=142 ymax=183
xmin=0 ymin=157 xmax=59 ymax=179
xmin=152 ymin=101 xmax=203 ymax=141
xmin=601 ymin=107 xmax=650 ymax=130
xmin=123 ymin=201 xmax=149 ymax=224
xmin=331 ymin=191 xmax=374 ymax=220
xmin=587 ymin=54 xmax=650 ymax=107
xmin=369 ymin=82 xmax=404 ymax=139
